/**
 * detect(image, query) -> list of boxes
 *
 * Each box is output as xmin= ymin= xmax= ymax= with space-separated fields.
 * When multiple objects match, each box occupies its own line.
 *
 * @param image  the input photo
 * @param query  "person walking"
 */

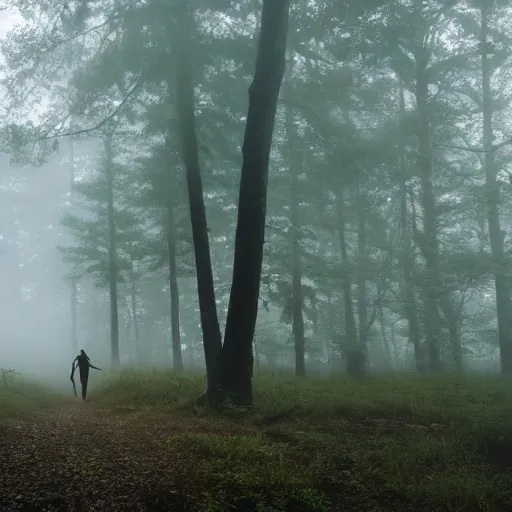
xmin=70 ymin=349 xmax=102 ymax=400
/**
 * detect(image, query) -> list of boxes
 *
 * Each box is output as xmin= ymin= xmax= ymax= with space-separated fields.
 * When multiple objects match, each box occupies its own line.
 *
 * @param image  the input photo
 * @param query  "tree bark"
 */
xmin=480 ymin=4 xmax=512 ymax=373
xmin=217 ymin=0 xmax=291 ymax=405
xmin=285 ymin=105 xmax=306 ymax=377
xmin=174 ymin=6 xmax=222 ymax=399
xmin=104 ymin=135 xmax=120 ymax=366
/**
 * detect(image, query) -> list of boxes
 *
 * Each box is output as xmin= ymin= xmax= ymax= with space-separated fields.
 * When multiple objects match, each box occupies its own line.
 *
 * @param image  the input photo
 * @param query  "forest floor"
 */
xmin=1 ymin=371 xmax=512 ymax=512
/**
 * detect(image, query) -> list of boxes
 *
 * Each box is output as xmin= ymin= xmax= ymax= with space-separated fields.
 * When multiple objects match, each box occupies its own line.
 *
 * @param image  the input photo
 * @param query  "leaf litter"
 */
xmin=0 ymin=400 xmax=196 ymax=511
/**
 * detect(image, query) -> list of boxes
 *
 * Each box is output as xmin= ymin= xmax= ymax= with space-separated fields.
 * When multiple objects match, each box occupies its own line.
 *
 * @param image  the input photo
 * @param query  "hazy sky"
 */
xmin=0 ymin=8 xmax=17 ymax=38
xmin=0 ymin=9 xmax=80 ymax=383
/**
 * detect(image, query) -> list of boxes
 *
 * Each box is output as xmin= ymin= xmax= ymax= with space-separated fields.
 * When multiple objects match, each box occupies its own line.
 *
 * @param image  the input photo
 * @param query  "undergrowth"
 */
xmin=0 ymin=368 xmax=57 ymax=424
xmin=91 ymin=370 xmax=512 ymax=511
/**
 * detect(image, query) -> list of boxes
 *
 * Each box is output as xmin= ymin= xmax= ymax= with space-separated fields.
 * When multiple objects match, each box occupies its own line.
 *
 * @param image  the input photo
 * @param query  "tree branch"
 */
xmin=35 ymin=75 xmax=145 ymax=142
xmin=439 ymin=136 xmax=512 ymax=154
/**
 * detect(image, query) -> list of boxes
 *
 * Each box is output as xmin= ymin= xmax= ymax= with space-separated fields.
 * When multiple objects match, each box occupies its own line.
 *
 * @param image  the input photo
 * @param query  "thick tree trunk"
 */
xmin=414 ymin=49 xmax=441 ymax=372
xmin=334 ymin=188 xmax=363 ymax=376
xmin=480 ymin=5 xmax=512 ymax=374
xmin=285 ymin=106 xmax=306 ymax=377
xmin=105 ymin=136 xmax=120 ymax=366
xmin=398 ymin=79 xmax=424 ymax=372
xmin=174 ymin=6 xmax=222 ymax=399
xmin=217 ymin=0 xmax=291 ymax=405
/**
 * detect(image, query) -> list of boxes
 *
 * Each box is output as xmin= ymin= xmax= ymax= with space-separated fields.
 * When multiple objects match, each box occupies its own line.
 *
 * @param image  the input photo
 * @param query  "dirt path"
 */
xmin=0 ymin=400 xmax=197 ymax=511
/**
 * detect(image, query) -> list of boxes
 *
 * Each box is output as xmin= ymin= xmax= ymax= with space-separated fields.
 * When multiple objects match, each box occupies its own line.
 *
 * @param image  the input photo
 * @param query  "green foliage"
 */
xmin=2 ymin=0 xmax=512 ymax=371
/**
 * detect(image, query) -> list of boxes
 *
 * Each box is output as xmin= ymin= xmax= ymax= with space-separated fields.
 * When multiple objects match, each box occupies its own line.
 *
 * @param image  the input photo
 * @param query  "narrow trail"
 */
xmin=0 ymin=400 xmax=197 ymax=511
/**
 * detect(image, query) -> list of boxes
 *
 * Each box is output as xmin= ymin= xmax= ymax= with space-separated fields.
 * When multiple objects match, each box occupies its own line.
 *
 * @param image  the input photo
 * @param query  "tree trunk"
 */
xmin=334 ymin=187 xmax=363 ymax=376
xmin=440 ymin=298 xmax=462 ymax=368
xmin=285 ymin=105 xmax=306 ymax=377
xmin=128 ymin=249 xmax=139 ymax=349
xmin=167 ymin=201 xmax=183 ymax=372
xmin=377 ymin=299 xmax=392 ymax=369
xmin=69 ymin=138 xmax=78 ymax=350
xmin=398 ymin=78 xmax=424 ymax=372
xmin=217 ymin=0 xmax=291 ymax=405
xmin=129 ymin=244 xmax=140 ymax=347
xmin=105 ymin=136 xmax=120 ymax=366
xmin=390 ymin=320 xmax=399 ymax=365
xmin=414 ymin=48 xmax=441 ymax=372
xmin=480 ymin=4 xmax=512 ymax=374
xmin=356 ymin=182 xmax=368 ymax=347
xmin=174 ymin=6 xmax=222 ymax=399
xmin=254 ymin=337 xmax=261 ymax=373
xmin=311 ymin=291 xmax=319 ymax=345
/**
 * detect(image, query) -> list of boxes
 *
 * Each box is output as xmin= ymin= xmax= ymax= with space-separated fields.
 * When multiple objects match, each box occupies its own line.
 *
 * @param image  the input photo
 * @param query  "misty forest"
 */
xmin=1 ymin=0 xmax=512 ymax=511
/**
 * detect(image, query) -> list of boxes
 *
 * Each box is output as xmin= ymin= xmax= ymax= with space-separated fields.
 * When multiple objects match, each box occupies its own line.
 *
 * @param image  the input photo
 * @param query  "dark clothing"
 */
xmin=71 ymin=351 xmax=101 ymax=401
xmin=77 ymin=353 xmax=90 ymax=381
xmin=81 ymin=378 xmax=88 ymax=400
xmin=76 ymin=354 xmax=90 ymax=401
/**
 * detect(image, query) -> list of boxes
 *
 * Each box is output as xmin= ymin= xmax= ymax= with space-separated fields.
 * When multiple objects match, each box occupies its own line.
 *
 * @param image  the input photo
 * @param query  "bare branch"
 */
xmin=35 ymin=75 xmax=145 ymax=142
xmin=493 ymin=137 xmax=512 ymax=152
xmin=439 ymin=143 xmax=486 ymax=153
xmin=48 ymin=19 xmax=114 ymax=51
xmin=439 ymin=136 xmax=512 ymax=154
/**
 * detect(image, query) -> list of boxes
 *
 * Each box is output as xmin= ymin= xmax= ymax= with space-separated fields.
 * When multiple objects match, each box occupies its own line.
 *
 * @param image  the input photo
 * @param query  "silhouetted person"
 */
xmin=70 ymin=349 xmax=102 ymax=400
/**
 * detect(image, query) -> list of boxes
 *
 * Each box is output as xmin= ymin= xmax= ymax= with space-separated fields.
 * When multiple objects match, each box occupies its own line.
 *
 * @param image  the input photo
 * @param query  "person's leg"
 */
xmin=81 ymin=378 xmax=88 ymax=400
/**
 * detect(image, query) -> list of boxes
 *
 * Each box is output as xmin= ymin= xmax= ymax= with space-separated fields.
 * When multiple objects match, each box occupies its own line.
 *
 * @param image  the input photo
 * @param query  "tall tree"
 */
xmin=103 ymin=133 xmax=120 ymax=366
xmin=479 ymin=0 xmax=512 ymax=373
xmin=398 ymin=78 xmax=424 ymax=371
xmin=285 ymin=105 xmax=306 ymax=377
xmin=216 ymin=0 xmax=291 ymax=404
xmin=173 ymin=2 xmax=223 ymax=399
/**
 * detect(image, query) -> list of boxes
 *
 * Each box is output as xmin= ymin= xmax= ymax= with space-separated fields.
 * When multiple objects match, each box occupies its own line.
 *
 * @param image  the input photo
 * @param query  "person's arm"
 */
xmin=70 ymin=358 xmax=78 ymax=379
xmin=70 ymin=359 xmax=78 ymax=397
xmin=88 ymin=362 xmax=102 ymax=371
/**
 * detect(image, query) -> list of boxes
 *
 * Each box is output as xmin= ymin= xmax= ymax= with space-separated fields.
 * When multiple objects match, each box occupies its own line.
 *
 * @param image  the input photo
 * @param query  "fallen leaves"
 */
xmin=0 ymin=401 xmax=194 ymax=511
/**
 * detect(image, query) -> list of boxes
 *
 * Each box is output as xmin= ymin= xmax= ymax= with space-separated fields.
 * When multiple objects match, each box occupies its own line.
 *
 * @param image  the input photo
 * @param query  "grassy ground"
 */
xmin=0 ymin=368 xmax=58 ymax=424
xmin=1 ymin=369 xmax=512 ymax=511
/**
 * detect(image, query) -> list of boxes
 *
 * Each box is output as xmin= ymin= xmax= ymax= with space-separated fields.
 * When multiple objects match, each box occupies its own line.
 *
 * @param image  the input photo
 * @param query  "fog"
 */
xmin=3 ymin=2 xmax=512 ymax=510
xmin=0 ymin=0 xmax=511 ymax=387
xmin=0 ymin=151 xmax=68 ymax=378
